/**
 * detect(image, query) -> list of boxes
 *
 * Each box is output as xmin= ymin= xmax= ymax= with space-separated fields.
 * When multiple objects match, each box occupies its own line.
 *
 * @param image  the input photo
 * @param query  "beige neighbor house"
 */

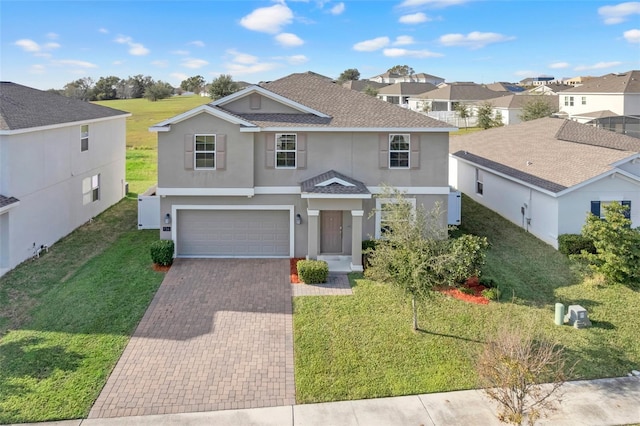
xmin=150 ymin=72 xmax=455 ymax=271
xmin=449 ymin=117 xmax=640 ymax=249
xmin=0 ymin=82 xmax=129 ymax=277
xmin=472 ymin=94 xmax=560 ymax=126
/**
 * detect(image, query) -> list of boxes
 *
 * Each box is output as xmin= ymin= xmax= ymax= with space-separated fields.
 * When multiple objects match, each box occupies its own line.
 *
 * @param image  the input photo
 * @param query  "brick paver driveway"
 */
xmin=89 ymin=258 xmax=295 ymax=418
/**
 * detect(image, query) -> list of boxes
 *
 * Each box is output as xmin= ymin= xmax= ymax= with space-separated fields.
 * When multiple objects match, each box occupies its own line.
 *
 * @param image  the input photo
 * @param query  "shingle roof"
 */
xmin=418 ymin=82 xmax=510 ymax=101
xmin=572 ymin=110 xmax=619 ymax=119
xmin=377 ymin=82 xmax=436 ymax=96
xmin=342 ymin=80 xmax=389 ymax=92
xmin=0 ymin=82 xmax=128 ymax=131
xmin=480 ymin=94 xmax=559 ymax=109
xmin=0 ymin=195 xmax=19 ymax=209
xmin=564 ymin=70 xmax=640 ymax=94
xmin=301 ymin=170 xmax=370 ymax=195
xmin=449 ymin=117 xmax=640 ymax=193
xmin=235 ymin=72 xmax=451 ymax=129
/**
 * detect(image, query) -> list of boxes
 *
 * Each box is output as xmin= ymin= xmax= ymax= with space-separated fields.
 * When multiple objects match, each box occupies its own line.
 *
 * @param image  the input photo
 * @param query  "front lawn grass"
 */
xmin=94 ymin=96 xmax=210 ymax=194
xmin=293 ymin=195 xmax=640 ymax=404
xmin=0 ymin=197 xmax=165 ymax=423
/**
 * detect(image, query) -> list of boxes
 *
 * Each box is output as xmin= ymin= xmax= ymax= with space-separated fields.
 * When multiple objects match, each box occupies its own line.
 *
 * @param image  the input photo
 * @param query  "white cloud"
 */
xmin=99 ymin=28 xmax=109 ymax=34
xmin=228 ymin=49 xmax=260 ymax=65
xmin=29 ymin=64 xmax=46 ymax=74
xmin=227 ymin=62 xmax=279 ymax=75
xmin=15 ymin=39 xmax=41 ymax=52
xmin=598 ymin=2 xmax=640 ymax=24
xmin=353 ymin=36 xmax=390 ymax=51
xmin=439 ymin=31 xmax=515 ymax=48
xmin=330 ymin=2 xmax=345 ymax=15
xmin=383 ymin=48 xmax=443 ymax=58
xmin=182 ymin=58 xmax=209 ymax=69
xmin=114 ymin=35 xmax=149 ymax=56
xmin=399 ymin=0 xmax=467 ymax=7
xmin=188 ymin=40 xmax=205 ymax=47
xmin=287 ymin=54 xmax=309 ymax=65
xmin=275 ymin=32 xmax=305 ymax=47
xmin=624 ymin=28 xmax=640 ymax=43
xmin=171 ymin=50 xmax=190 ymax=55
xmin=574 ymin=61 xmax=623 ymax=71
xmin=240 ymin=3 xmax=293 ymax=34
xmin=393 ymin=35 xmax=415 ymax=46
xmin=170 ymin=72 xmax=189 ymax=82
xmin=151 ymin=60 xmax=169 ymax=67
xmin=113 ymin=60 xmax=124 ymax=65
xmin=549 ymin=62 xmax=570 ymax=69
xmin=46 ymin=32 xmax=59 ymax=40
xmin=52 ymin=59 xmax=98 ymax=68
xmin=399 ymin=12 xmax=430 ymax=24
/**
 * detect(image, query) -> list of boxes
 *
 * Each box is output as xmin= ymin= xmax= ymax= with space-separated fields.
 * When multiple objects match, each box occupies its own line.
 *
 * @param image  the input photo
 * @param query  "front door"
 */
xmin=321 ymin=211 xmax=342 ymax=254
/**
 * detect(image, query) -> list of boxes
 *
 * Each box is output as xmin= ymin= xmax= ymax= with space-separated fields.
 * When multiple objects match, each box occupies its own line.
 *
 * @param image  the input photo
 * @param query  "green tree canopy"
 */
xmin=519 ymin=97 xmax=558 ymax=121
xmin=363 ymin=85 xmax=379 ymax=97
xmin=180 ymin=75 xmax=206 ymax=94
xmin=476 ymin=101 xmax=504 ymax=129
xmin=143 ymin=81 xmax=173 ymax=101
xmin=337 ymin=68 xmax=360 ymax=83
xmin=93 ymin=76 xmax=121 ymax=101
xmin=387 ymin=65 xmax=415 ymax=76
xmin=208 ymin=74 xmax=239 ymax=100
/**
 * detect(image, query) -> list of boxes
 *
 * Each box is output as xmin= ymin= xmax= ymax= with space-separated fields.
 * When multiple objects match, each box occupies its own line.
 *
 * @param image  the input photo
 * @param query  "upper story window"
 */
xmin=276 ymin=134 xmax=297 ymax=168
xmin=389 ymin=134 xmax=410 ymax=168
xmin=195 ymin=134 xmax=216 ymax=169
xmin=476 ymin=168 xmax=484 ymax=195
xmin=81 ymin=125 xmax=89 ymax=152
xmin=375 ymin=197 xmax=416 ymax=239
xmin=581 ymin=96 xmax=587 ymax=105
xmin=82 ymin=174 xmax=99 ymax=205
xmin=564 ymin=96 xmax=574 ymax=107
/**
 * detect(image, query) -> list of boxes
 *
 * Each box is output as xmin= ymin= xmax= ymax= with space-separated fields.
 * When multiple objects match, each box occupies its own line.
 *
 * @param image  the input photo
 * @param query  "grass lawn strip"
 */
xmin=0 ymin=199 xmax=165 ymax=423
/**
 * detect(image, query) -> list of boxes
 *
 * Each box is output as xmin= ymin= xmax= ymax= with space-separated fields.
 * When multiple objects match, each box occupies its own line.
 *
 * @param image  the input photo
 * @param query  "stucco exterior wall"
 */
xmin=560 ymin=93 xmax=625 ymax=118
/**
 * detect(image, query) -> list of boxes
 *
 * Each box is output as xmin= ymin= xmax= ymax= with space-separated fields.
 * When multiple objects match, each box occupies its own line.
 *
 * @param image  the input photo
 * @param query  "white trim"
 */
xmin=389 ymin=133 xmax=410 ymax=169
xmin=211 ymin=85 xmax=331 ymax=118
xmin=149 ymin=105 xmax=256 ymax=132
xmin=254 ymin=186 xmax=301 ymax=194
xmin=315 ymin=177 xmax=355 ymax=187
xmin=0 ymin=200 xmax=20 ymax=215
xmin=171 ymin=204 xmax=295 ymax=258
xmin=367 ymin=186 xmax=450 ymax=195
xmin=350 ymin=263 xmax=364 ymax=272
xmin=351 ymin=210 xmax=365 ymax=217
xmin=301 ymin=193 xmax=371 ymax=199
xmin=194 ymin=134 xmax=216 ymax=170
xmin=157 ymin=187 xmax=255 ymax=196
xmin=240 ymin=127 xmax=457 ymax=133
xmin=307 ymin=209 xmax=320 ymax=216
xmin=0 ymin=114 xmax=130 ymax=136
xmin=275 ymin=133 xmax=297 ymax=169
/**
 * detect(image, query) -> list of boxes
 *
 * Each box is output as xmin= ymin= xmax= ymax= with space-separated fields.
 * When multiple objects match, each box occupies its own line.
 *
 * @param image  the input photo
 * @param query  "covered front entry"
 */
xmin=321 ymin=211 xmax=343 ymax=253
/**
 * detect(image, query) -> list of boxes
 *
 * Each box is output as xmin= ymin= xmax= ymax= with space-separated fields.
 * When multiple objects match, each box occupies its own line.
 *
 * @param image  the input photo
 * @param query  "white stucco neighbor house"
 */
xmin=0 ymin=82 xmax=130 ymax=277
xmin=471 ymin=94 xmax=559 ymax=126
xmin=449 ymin=117 xmax=640 ymax=248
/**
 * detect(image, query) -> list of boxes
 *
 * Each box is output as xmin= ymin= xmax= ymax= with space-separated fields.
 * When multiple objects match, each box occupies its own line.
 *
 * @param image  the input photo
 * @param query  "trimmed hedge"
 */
xmin=297 ymin=259 xmax=329 ymax=284
xmin=558 ymin=234 xmax=596 ymax=256
xmin=150 ymin=239 xmax=174 ymax=266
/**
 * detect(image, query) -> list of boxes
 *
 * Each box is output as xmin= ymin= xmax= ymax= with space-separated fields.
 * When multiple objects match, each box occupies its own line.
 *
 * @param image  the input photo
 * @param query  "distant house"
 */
xmin=368 ymin=72 xmax=445 ymax=85
xmin=377 ymin=82 xmax=436 ymax=106
xmin=0 ymin=82 xmax=129 ymax=277
xmin=519 ymin=76 xmax=555 ymax=86
xmin=449 ymin=117 xmax=640 ymax=248
xmin=472 ymin=94 xmax=559 ymax=126
xmin=341 ymin=80 xmax=388 ymax=93
xmin=563 ymin=76 xmax=594 ymax=86
xmin=485 ymin=82 xmax=525 ymax=93
xmin=528 ymin=83 xmax=573 ymax=95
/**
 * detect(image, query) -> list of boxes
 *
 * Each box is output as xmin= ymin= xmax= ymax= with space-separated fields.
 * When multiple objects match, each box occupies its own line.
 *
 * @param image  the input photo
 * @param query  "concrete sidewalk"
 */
xmin=13 ymin=376 xmax=640 ymax=426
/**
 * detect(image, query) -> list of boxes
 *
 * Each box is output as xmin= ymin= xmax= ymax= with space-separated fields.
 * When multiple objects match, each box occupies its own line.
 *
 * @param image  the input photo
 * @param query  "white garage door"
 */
xmin=177 ymin=210 xmax=290 ymax=257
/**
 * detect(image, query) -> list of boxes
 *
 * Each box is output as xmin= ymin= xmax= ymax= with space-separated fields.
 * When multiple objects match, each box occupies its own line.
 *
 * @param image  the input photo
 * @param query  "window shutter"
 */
xmin=622 ymin=200 xmax=631 ymax=219
xmin=590 ymin=201 xmax=601 ymax=217
xmin=379 ymin=134 xmax=389 ymax=169
xmin=410 ymin=134 xmax=420 ymax=169
xmin=297 ymin=133 xmax=307 ymax=169
xmin=184 ymin=134 xmax=194 ymax=170
xmin=216 ymin=134 xmax=226 ymax=170
xmin=265 ymin=134 xmax=275 ymax=168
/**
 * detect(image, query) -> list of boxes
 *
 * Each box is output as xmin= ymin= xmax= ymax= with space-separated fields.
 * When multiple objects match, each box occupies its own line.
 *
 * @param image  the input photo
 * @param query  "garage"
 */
xmin=177 ymin=209 xmax=291 ymax=257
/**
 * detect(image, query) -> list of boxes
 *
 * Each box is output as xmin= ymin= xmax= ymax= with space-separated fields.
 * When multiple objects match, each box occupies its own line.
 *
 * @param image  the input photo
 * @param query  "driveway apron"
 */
xmin=89 ymin=258 xmax=295 ymax=418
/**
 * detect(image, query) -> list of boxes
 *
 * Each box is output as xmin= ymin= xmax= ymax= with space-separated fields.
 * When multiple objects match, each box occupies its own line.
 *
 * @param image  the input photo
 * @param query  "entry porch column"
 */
xmin=307 ymin=209 xmax=319 ymax=260
xmin=350 ymin=210 xmax=364 ymax=272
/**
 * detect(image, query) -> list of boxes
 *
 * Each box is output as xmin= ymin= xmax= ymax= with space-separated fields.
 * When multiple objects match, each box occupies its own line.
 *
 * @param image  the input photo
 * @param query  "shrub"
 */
xmin=482 ymin=287 xmax=500 ymax=301
xmin=480 ymin=276 xmax=496 ymax=288
xmin=297 ymin=260 xmax=329 ymax=284
xmin=361 ymin=239 xmax=378 ymax=251
xmin=459 ymin=286 xmax=476 ymax=295
xmin=558 ymin=234 xmax=595 ymax=256
xmin=150 ymin=239 xmax=174 ymax=266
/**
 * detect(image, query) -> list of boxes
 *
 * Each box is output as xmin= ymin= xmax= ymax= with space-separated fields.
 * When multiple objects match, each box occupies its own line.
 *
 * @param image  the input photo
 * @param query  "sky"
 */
xmin=1 ymin=0 xmax=639 ymax=91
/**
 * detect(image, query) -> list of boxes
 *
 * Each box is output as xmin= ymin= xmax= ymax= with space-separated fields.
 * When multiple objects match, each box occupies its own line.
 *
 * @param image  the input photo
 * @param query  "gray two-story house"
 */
xmin=150 ymin=72 xmax=454 ymax=271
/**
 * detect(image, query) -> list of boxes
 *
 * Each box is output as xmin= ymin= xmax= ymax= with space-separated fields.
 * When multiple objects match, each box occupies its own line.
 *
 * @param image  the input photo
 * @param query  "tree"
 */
xmin=143 ymin=81 xmax=173 ymax=101
xmin=519 ymin=98 xmax=558 ymax=121
xmin=477 ymin=325 xmax=570 ymax=425
xmin=208 ymin=74 xmax=239 ymax=100
xmin=93 ymin=76 xmax=121 ymax=100
xmin=387 ymin=65 xmax=415 ymax=76
xmin=581 ymin=202 xmax=640 ymax=286
xmin=364 ymin=187 xmax=488 ymax=330
xmin=363 ymin=85 xmax=379 ymax=97
xmin=454 ymin=103 xmax=472 ymax=128
xmin=127 ymin=74 xmax=155 ymax=99
xmin=180 ymin=75 xmax=206 ymax=94
xmin=477 ymin=101 xmax=503 ymax=129
xmin=337 ymin=68 xmax=360 ymax=83
xmin=63 ymin=77 xmax=94 ymax=101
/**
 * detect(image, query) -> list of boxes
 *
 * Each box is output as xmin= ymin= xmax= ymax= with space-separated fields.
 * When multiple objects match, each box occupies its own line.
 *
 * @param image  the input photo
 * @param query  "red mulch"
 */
xmin=438 ymin=276 xmax=490 ymax=305
xmin=290 ymin=258 xmax=305 ymax=284
xmin=152 ymin=263 xmax=171 ymax=273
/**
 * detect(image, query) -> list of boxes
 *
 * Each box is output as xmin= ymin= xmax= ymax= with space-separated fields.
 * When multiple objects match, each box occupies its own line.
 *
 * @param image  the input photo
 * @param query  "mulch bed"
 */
xmin=290 ymin=258 xmax=305 ymax=284
xmin=438 ymin=276 xmax=490 ymax=305
xmin=152 ymin=263 xmax=171 ymax=273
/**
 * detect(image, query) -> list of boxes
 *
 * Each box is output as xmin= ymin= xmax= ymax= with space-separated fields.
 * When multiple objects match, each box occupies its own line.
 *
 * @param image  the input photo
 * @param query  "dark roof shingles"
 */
xmin=301 ymin=170 xmax=370 ymax=195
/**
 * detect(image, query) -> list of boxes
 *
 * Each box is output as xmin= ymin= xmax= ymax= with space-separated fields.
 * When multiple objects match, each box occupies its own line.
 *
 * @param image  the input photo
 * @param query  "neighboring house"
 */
xmin=150 ymin=72 xmax=455 ymax=271
xmin=377 ymin=82 xmax=436 ymax=107
xmin=472 ymin=94 xmax=559 ymax=126
xmin=485 ymin=82 xmax=525 ymax=93
xmin=449 ymin=117 xmax=640 ymax=248
xmin=563 ymin=76 xmax=594 ymax=86
xmin=519 ymin=76 xmax=555 ymax=86
xmin=341 ymin=80 xmax=388 ymax=93
xmin=0 ymin=82 xmax=129 ymax=277
xmin=527 ymin=83 xmax=573 ymax=95
xmin=559 ymin=70 xmax=640 ymax=123
xmin=368 ymin=72 xmax=445 ymax=85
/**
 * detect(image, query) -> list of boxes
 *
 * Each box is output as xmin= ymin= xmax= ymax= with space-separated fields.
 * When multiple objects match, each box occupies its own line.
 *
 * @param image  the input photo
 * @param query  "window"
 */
xmin=591 ymin=200 xmax=631 ymax=219
xmin=581 ymin=96 xmax=587 ymax=105
xmin=82 ymin=174 xmax=99 ymax=205
xmin=194 ymin=134 xmax=215 ymax=169
xmin=375 ymin=197 xmax=417 ymax=239
xmin=389 ymin=134 xmax=410 ymax=168
xmin=276 ymin=134 xmax=296 ymax=168
xmin=81 ymin=125 xmax=89 ymax=151
xmin=564 ymin=96 xmax=574 ymax=107
xmin=476 ymin=169 xmax=484 ymax=195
